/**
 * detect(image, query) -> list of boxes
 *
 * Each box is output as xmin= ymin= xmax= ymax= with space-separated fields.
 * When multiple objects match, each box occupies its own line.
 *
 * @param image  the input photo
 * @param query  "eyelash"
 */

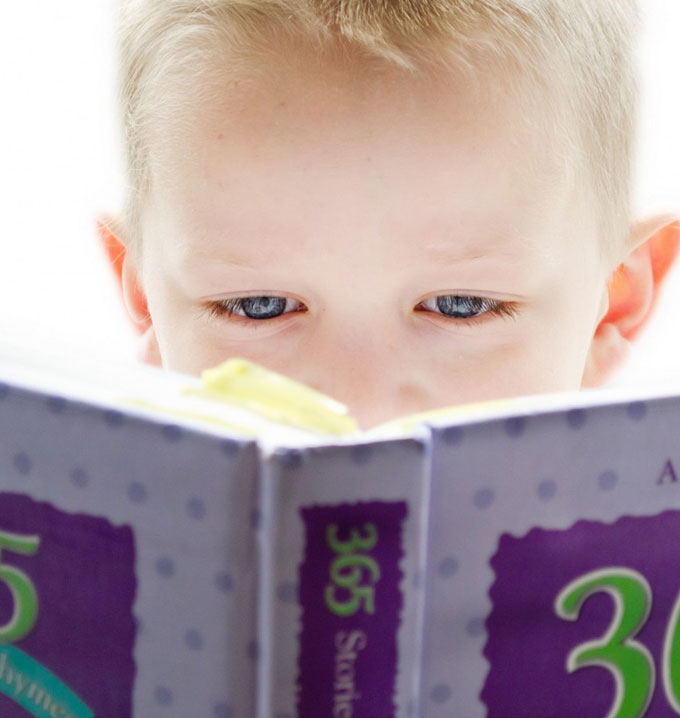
xmin=206 ymin=295 xmax=520 ymax=325
xmin=416 ymin=296 xmax=521 ymax=325
xmin=207 ymin=297 xmax=305 ymax=321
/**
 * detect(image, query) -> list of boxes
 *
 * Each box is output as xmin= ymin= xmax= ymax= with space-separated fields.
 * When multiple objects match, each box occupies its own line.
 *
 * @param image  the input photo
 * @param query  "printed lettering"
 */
xmin=14 ymin=670 xmax=27 ymax=697
xmin=326 ymin=524 xmax=378 ymax=555
xmin=663 ymin=591 xmax=680 ymax=713
xmin=0 ymin=647 xmax=78 ymax=718
xmin=333 ymin=631 xmax=367 ymax=718
xmin=555 ymin=567 xmax=654 ymax=718
xmin=0 ymin=528 xmax=41 ymax=643
xmin=658 ymin=460 xmax=679 ymax=486
xmin=324 ymin=524 xmax=380 ymax=617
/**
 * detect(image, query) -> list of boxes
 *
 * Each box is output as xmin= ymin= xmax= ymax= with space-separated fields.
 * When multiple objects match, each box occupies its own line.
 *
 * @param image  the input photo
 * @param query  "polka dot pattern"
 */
xmin=465 ymin=617 xmax=485 ymax=637
xmin=566 ymin=409 xmax=587 ymax=429
xmin=473 ymin=488 xmax=495 ymax=509
xmin=247 ymin=640 xmax=260 ymax=661
xmin=214 ymin=704 xmax=233 ymax=718
xmin=128 ymin=482 xmax=148 ymax=504
xmin=250 ymin=508 xmax=262 ymax=530
xmin=430 ymin=683 xmax=452 ymax=704
xmin=537 ymin=479 xmax=557 ymax=502
xmin=184 ymin=628 xmax=203 ymax=650
xmin=598 ymin=470 xmax=619 ymax=491
xmin=46 ymin=396 xmax=67 ymax=414
xmin=441 ymin=426 xmax=464 ymax=446
xmin=351 ymin=444 xmax=374 ymax=465
xmin=155 ymin=557 xmax=175 ymax=578
xmin=215 ymin=572 xmax=234 ymax=594
xmin=0 ymin=351 xmax=671 ymax=717
xmin=154 ymin=686 xmax=173 ymax=706
xmin=13 ymin=453 xmax=31 ymax=476
xmin=627 ymin=401 xmax=647 ymax=421
xmin=186 ymin=496 xmax=207 ymax=520
xmin=70 ymin=467 xmax=89 ymax=488
xmin=279 ymin=450 xmax=303 ymax=470
xmin=103 ymin=409 xmax=124 ymax=427
xmin=162 ymin=425 xmax=183 ymax=443
xmin=221 ymin=440 xmax=239 ymax=457
xmin=504 ymin=416 xmax=526 ymax=438
xmin=437 ymin=557 xmax=459 ymax=579
xmin=276 ymin=582 xmax=297 ymax=604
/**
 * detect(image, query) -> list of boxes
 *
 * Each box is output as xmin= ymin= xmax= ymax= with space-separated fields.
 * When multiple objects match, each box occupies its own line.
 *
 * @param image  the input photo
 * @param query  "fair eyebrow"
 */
xmin=184 ymin=242 xmax=524 ymax=272
xmin=422 ymin=237 xmax=536 ymax=265
xmin=177 ymin=212 xmax=537 ymax=269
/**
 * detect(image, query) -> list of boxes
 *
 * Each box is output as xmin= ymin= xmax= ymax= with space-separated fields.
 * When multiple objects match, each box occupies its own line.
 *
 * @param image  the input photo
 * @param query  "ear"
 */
xmin=582 ymin=216 xmax=680 ymax=387
xmin=96 ymin=215 xmax=162 ymax=366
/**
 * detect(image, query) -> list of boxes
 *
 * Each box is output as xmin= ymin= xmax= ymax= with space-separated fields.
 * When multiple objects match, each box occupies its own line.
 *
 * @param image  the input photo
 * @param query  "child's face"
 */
xmin=135 ymin=48 xmax=612 ymax=427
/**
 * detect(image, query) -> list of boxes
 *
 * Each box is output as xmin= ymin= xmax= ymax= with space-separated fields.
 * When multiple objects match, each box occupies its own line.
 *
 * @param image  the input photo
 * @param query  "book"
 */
xmin=0 ymin=343 xmax=678 ymax=718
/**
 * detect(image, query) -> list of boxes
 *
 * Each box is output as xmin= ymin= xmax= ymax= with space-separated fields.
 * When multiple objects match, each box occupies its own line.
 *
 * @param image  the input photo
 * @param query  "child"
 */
xmin=100 ymin=0 xmax=679 ymax=427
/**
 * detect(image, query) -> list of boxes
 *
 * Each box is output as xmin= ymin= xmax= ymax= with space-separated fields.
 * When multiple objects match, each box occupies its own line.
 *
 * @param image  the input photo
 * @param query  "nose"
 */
xmin=293 ymin=325 xmax=429 ymax=428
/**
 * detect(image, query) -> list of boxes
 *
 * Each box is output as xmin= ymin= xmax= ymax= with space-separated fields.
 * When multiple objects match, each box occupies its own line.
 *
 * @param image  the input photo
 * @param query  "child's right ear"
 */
xmin=96 ymin=215 xmax=162 ymax=366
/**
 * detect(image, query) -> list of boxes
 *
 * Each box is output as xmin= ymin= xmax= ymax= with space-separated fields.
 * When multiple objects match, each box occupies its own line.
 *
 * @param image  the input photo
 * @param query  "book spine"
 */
xmin=256 ymin=436 xmax=432 ymax=718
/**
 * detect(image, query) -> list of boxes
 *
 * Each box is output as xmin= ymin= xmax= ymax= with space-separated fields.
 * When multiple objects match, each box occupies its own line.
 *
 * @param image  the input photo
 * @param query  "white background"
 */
xmin=0 ymin=0 xmax=678 ymax=387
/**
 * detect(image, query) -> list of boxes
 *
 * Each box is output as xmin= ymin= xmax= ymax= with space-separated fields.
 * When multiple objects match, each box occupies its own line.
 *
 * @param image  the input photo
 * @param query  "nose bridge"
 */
xmin=302 ymin=315 xmax=430 ymax=426
xmin=307 ymin=316 xmax=386 ymax=390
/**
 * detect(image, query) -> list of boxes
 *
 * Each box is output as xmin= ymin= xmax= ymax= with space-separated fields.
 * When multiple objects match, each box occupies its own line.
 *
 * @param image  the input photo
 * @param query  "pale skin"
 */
xmin=103 ymin=42 xmax=679 ymax=428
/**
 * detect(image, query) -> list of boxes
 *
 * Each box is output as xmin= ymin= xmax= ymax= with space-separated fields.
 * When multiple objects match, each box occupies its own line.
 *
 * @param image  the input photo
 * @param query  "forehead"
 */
xmin=142 ymin=38 xmax=581 ymax=267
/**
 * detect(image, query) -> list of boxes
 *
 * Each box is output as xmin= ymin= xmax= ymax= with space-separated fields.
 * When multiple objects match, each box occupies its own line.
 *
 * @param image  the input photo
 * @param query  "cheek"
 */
xmin=427 ymin=344 xmax=563 ymax=403
xmin=421 ymin=313 xmax=593 ymax=403
xmin=151 ymin=311 xmax=305 ymax=378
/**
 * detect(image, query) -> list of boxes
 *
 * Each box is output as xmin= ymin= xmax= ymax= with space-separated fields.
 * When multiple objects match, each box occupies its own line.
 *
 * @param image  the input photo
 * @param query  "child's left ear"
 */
xmin=582 ymin=215 xmax=680 ymax=387
xmin=96 ymin=215 xmax=163 ymax=366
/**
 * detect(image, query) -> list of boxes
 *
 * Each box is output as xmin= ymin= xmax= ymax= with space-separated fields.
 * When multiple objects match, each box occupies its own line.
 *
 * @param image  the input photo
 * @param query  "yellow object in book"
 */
xmin=189 ymin=359 xmax=359 ymax=436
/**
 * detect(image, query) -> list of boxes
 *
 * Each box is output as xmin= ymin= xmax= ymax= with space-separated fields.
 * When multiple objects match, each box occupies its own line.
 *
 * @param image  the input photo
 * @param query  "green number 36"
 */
xmin=555 ymin=568 xmax=655 ymax=718
xmin=555 ymin=566 xmax=680 ymax=717
xmin=0 ymin=529 xmax=41 ymax=644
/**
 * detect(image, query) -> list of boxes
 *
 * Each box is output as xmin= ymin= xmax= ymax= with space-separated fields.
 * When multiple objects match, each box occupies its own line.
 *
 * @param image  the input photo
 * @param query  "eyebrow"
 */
xmin=422 ymin=238 xmax=531 ymax=265
xmin=187 ymin=242 xmax=522 ymax=271
xmin=179 ymin=213 xmax=536 ymax=269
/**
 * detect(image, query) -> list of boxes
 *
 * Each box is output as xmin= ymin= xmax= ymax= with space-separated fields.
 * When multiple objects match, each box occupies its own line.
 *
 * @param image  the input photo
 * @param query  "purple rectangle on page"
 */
xmin=0 ymin=492 xmax=137 ymax=718
xmin=297 ymin=501 xmax=408 ymax=718
xmin=483 ymin=510 xmax=680 ymax=717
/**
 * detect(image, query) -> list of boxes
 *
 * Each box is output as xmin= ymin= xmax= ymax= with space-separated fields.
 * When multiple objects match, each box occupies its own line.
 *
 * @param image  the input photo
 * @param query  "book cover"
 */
xmin=0 ymin=350 xmax=679 ymax=717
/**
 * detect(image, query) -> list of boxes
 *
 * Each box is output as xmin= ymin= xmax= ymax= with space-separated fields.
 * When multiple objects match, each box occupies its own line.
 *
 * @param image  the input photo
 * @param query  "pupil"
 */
xmin=436 ymin=295 xmax=484 ymax=318
xmin=242 ymin=296 xmax=287 ymax=319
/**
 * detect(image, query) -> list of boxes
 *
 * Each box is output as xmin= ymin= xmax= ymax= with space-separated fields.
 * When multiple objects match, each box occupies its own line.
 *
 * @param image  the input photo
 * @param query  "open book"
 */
xmin=0 ymin=343 xmax=678 ymax=718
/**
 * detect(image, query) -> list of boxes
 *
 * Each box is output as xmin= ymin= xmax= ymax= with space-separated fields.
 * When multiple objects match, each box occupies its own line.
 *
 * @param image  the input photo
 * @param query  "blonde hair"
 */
xmin=117 ymin=0 xmax=639 ymax=260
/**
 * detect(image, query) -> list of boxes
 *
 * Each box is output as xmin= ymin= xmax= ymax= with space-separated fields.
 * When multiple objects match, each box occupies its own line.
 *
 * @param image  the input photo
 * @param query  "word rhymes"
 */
xmin=0 ymin=648 xmax=80 ymax=718
xmin=324 ymin=523 xmax=381 ymax=618
xmin=333 ymin=631 xmax=367 ymax=718
xmin=556 ymin=566 xmax=680 ymax=718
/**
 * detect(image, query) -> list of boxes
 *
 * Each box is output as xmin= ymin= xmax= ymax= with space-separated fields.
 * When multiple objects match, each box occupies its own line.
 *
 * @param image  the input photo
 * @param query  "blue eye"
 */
xmin=435 ymin=295 xmax=485 ymax=318
xmin=420 ymin=295 xmax=519 ymax=322
xmin=212 ymin=296 xmax=303 ymax=320
xmin=240 ymin=296 xmax=286 ymax=319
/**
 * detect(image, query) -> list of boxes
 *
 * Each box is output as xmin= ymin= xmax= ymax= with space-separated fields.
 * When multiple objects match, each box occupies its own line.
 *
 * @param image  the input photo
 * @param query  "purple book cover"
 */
xmin=0 ymin=492 xmax=136 ymax=718
xmin=5 ymin=355 xmax=680 ymax=716
xmin=297 ymin=501 xmax=408 ymax=717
